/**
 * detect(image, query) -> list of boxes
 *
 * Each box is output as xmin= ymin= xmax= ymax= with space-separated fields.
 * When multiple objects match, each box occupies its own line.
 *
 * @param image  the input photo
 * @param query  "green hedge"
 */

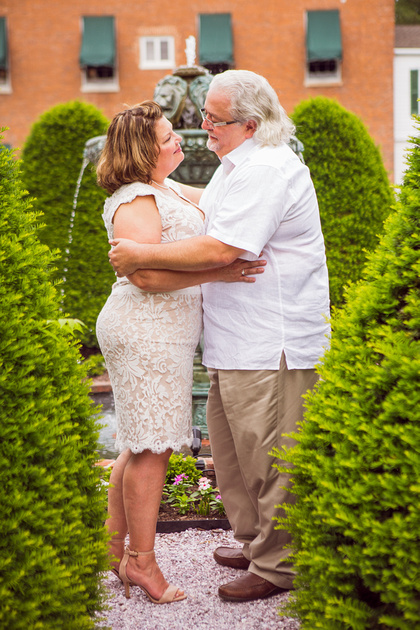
xmin=0 ymin=135 xmax=109 ymax=629
xmin=273 ymin=128 xmax=420 ymax=628
xmin=292 ymin=97 xmax=394 ymax=307
xmin=20 ymin=101 xmax=113 ymax=348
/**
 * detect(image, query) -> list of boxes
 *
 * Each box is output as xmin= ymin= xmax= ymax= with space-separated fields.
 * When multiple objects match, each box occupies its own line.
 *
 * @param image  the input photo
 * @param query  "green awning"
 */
xmin=307 ymin=10 xmax=342 ymax=61
xmin=0 ymin=18 xmax=7 ymax=69
xmin=80 ymin=16 xmax=115 ymax=67
xmin=199 ymin=14 xmax=233 ymax=65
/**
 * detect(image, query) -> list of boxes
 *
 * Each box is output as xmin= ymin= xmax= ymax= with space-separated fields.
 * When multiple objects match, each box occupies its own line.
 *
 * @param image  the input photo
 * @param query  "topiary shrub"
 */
xmin=0 ymin=134 xmax=109 ymax=629
xmin=272 ymin=127 xmax=420 ymax=628
xmin=292 ymin=96 xmax=394 ymax=307
xmin=20 ymin=101 xmax=113 ymax=348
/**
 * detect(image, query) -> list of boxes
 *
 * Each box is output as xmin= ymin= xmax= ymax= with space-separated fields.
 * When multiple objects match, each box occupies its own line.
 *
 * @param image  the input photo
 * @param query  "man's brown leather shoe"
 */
xmin=213 ymin=547 xmax=250 ymax=570
xmin=218 ymin=571 xmax=288 ymax=602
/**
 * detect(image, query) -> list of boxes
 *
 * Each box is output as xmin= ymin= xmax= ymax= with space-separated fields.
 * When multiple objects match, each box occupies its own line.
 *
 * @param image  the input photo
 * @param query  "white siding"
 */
xmin=394 ymin=48 xmax=420 ymax=184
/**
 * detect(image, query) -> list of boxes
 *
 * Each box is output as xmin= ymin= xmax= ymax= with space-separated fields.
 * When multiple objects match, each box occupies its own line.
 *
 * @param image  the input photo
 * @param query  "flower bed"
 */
xmin=162 ymin=473 xmax=226 ymax=519
xmin=98 ymin=454 xmax=230 ymax=531
xmin=157 ymin=474 xmax=230 ymax=533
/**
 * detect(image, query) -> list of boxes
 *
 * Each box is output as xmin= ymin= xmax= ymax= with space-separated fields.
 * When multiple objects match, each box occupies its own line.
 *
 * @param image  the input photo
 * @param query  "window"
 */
xmin=0 ymin=17 xmax=11 ymax=93
xmin=139 ymin=37 xmax=175 ymax=70
xmin=305 ymin=10 xmax=342 ymax=85
xmin=411 ymin=69 xmax=419 ymax=115
xmin=199 ymin=14 xmax=233 ymax=75
xmin=80 ymin=16 xmax=118 ymax=92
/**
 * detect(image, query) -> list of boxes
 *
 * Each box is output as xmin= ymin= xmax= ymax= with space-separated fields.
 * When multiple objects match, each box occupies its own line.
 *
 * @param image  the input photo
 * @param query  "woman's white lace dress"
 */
xmin=96 ymin=180 xmax=204 ymax=454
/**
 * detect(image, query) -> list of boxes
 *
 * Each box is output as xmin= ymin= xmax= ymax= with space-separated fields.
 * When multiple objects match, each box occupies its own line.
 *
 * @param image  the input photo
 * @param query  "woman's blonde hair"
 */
xmin=96 ymin=101 xmax=163 ymax=194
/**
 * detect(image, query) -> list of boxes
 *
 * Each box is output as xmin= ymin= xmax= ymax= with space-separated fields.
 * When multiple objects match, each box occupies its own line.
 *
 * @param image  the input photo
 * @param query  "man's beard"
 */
xmin=206 ymin=136 xmax=219 ymax=153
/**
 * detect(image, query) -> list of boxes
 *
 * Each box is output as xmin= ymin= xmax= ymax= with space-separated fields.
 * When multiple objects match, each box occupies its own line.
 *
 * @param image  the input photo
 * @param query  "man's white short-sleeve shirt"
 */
xmin=200 ymin=137 xmax=330 ymax=370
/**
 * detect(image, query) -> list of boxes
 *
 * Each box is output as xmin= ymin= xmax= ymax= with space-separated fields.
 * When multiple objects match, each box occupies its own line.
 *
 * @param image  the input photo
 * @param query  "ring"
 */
xmin=242 ymin=269 xmax=246 ymax=276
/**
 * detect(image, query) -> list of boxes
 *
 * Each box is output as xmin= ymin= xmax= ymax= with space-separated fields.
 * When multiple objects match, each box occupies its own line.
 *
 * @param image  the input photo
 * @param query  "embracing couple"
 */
xmin=96 ymin=69 xmax=330 ymax=605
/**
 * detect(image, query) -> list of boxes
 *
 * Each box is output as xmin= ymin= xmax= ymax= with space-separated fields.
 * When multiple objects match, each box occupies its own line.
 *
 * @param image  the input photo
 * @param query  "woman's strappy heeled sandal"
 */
xmin=119 ymin=547 xmax=187 ymax=603
xmin=109 ymin=537 xmax=133 ymax=585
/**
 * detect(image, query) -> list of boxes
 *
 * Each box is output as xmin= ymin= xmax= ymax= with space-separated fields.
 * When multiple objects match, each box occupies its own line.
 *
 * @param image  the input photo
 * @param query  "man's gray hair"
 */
xmin=209 ymin=70 xmax=295 ymax=146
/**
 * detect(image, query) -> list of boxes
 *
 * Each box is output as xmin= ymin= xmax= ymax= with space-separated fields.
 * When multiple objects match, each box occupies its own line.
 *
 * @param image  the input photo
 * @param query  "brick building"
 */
xmin=0 ymin=0 xmax=394 ymax=177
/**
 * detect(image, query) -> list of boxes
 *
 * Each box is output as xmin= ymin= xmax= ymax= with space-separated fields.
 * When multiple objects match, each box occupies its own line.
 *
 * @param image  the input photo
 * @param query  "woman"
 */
xmin=95 ymin=101 xmax=264 ymax=604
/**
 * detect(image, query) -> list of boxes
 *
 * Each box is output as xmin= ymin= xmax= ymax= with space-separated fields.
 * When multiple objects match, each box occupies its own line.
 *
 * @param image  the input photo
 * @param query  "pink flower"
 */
xmin=198 ymin=477 xmax=212 ymax=491
xmin=173 ymin=473 xmax=188 ymax=485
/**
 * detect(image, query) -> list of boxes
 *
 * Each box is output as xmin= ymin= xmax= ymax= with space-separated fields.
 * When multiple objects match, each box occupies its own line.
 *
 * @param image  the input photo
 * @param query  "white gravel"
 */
xmin=95 ymin=528 xmax=301 ymax=630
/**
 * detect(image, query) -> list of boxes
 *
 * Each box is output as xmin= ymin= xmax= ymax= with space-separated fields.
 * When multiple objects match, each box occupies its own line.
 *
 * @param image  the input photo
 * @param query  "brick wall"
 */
xmin=0 ymin=0 xmax=394 ymax=177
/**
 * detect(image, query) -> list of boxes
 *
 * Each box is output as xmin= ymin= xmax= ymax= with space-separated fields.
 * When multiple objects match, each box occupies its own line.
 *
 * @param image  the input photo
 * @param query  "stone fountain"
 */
xmin=83 ymin=36 xmax=220 ymax=185
xmin=152 ymin=36 xmax=220 ymax=186
xmin=83 ymin=37 xmax=304 ymax=439
xmin=150 ymin=38 xmax=217 ymax=436
xmin=84 ymin=36 xmax=304 ymax=178
xmin=83 ymin=38 xmax=216 ymax=438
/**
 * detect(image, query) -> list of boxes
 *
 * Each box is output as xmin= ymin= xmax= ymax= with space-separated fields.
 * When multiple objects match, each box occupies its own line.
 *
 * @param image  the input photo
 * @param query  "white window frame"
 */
xmin=139 ymin=36 xmax=175 ymax=70
xmin=305 ymin=59 xmax=342 ymax=87
xmin=0 ymin=66 xmax=12 ymax=94
xmin=0 ymin=18 xmax=11 ymax=94
xmin=81 ymin=66 xmax=120 ymax=93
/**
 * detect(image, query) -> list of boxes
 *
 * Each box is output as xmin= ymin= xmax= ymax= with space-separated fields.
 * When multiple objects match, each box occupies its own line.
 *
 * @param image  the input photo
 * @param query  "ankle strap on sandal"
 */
xmin=125 ymin=547 xmax=155 ymax=558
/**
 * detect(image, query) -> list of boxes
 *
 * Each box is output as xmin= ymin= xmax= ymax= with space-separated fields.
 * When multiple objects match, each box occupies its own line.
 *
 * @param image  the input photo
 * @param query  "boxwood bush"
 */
xmin=273 ymin=128 xmax=420 ymax=628
xmin=292 ymin=97 xmax=394 ymax=307
xmin=20 ymin=101 xmax=113 ymax=348
xmin=0 ymin=135 xmax=109 ymax=629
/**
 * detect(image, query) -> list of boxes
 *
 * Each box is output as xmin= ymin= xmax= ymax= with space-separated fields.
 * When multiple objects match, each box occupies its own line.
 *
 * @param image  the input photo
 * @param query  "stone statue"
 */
xmin=153 ymin=75 xmax=188 ymax=124
xmin=177 ymin=95 xmax=201 ymax=129
xmin=190 ymin=74 xmax=213 ymax=115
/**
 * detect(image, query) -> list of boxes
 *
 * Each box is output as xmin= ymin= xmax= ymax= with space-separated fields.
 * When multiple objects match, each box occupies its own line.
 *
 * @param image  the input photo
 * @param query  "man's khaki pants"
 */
xmin=206 ymin=354 xmax=318 ymax=589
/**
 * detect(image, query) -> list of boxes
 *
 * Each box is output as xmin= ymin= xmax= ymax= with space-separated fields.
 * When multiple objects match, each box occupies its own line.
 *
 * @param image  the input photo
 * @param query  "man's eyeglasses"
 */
xmin=200 ymin=108 xmax=238 ymax=128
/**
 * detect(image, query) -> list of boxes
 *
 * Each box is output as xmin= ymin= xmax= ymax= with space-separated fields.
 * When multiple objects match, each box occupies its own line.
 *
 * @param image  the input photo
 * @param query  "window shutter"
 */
xmin=306 ymin=10 xmax=342 ymax=62
xmin=199 ymin=14 xmax=233 ymax=65
xmin=80 ymin=16 xmax=115 ymax=67
xmin=0 ymin=18 xmax=8 ymax=69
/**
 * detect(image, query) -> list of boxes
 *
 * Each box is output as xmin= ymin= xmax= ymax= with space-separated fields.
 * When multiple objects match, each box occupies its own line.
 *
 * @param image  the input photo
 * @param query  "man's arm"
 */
xmin=127 ymin=258 xmax=266 ymax=292
xmin=109 ymin=235 xmax=245 ymax=277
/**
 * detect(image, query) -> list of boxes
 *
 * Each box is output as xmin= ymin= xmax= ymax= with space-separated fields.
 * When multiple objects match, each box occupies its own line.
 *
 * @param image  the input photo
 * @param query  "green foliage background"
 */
xmin=0 ymin=137 xmax=109 ymax=628
xmin=20 ymin=101 xmax=113 ymax=348
xmin=273 ymin=127 xmax=420 ymax=628
xmin=166 ymin=453 xmax=202 ymax=485
xmin=292 ymin=97 xmax=394 ymax=307
xmin=396 ymin=0 xmax=420 ymax=24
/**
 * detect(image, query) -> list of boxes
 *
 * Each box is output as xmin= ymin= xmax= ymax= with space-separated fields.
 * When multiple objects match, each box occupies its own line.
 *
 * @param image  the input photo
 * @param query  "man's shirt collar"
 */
xmin=221 ymin=137 xmax=259 ymax=175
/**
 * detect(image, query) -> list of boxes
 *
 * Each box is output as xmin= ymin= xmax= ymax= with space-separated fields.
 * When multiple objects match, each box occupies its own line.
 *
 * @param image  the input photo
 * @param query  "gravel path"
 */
xmin=95 ymin=528 xmax=301 ymax=630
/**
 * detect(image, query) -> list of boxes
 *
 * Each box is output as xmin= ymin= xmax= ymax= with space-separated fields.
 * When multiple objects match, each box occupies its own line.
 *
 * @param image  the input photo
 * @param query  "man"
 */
xmin=109 ymin=70 xmax=330 ymax=602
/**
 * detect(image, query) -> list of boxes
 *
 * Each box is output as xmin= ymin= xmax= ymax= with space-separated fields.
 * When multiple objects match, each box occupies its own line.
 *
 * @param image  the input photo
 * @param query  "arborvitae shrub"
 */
xmin=20 ymin=101 xmax=113 ymax=348
xmin=272 ymin=128 xmax=420 ymax=628
xmin=0 ymin=135 xmax=109 ymax=629
xmin=292 ymin=97 xmax=394 ymax=307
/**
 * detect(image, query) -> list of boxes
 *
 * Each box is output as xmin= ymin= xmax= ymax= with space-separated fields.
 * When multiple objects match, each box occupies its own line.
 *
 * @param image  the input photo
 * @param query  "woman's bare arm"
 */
xmin=112 ymin=194 xmax=265 ymax=292
xmin=127 ymin=258 xmax=266 ymax=292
